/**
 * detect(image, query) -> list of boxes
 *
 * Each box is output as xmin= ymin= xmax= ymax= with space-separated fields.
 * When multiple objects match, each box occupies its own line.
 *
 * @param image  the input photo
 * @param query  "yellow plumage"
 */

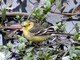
xmin=21 ymin=21 xmax=54 ymax=43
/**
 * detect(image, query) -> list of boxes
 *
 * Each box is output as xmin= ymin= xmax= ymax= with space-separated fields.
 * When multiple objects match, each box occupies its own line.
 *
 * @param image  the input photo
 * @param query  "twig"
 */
xmin=52 ymin=32 xmax=73 ymax=36
xmin=50 ymin=10 xmax=80 ymax=16
xmin=0 ymin=26 xmax=22 ymax=29
xmin=8 ymin=29 xmax=19 ymax=38
xmin=0 ymin=12 xmax=30 ymax=16
xmin=0 ymin=11 xmax=79 ymax=16
xmin=0 ymin=26 xmax=74 ymax=36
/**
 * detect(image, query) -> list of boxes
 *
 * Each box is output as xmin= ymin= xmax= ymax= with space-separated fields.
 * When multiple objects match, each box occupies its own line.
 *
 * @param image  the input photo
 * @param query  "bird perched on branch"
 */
xmin=21 ymin=20 xmax=56 ymax=43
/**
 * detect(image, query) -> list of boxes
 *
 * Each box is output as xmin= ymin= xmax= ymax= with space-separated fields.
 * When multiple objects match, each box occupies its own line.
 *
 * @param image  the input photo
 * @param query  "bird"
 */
xmin=21 ymin=20 xmax=55 ymax=43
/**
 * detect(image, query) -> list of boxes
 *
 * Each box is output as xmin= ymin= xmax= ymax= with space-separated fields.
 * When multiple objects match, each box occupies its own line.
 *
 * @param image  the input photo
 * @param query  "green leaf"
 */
xmin=27 ymin=52 xmax=32 ymax=57
xmin=57 ymin=22 xmax=65 ymax=32
xmin=21 ymin=16 xmax=24 ymax=19
xmin=32 ymin=0 xmax=55 ymax=22
xmin=0 ymin=46 xmax=3 ymax=50
xmin=16 ymin=15 xmax=20 ymax=19
xmin=43 ymin=52 xmax=51 ymax=60
xmin=23 ymin=55 xmax=34 ymax=60
xmin=23 ymin=55 xmax=28 ymax=60
xmin=50 ymin=0 xmax=55 ymax=4
xmin=18 ymin=36 xmax=27 ymax=43
xmin=44 ymin=0 xmax=51 ymax=11
xmin=68 ymin=45 xmax=77 ymax=59
xmin=62 ymin=56 xmax=70 ymax=60
xmin=7 ymin=41 xmax=13 ymax=49
xmin=73 ymin=32 xmax=79 ymax=40
xmin=50 ymin=55 xmax=58 ymax=60
xmin=75 ymin=23 xmax=79 ymax=32
xmin=71 ymin=49 xmax=80 ymax=58
xmin=26 ymin=47 xmax=34 ymax=53
xmin=33 ymin=8 xmax=44 ymax=20
xmin=1 ymin=8 xmax=6 ymax=25
xmin=74 ymin=50 xmax=80 ymax=55
xmin=3 ymin=46 xmax=7 ymax=49
xmin=73 ymin=49 xmax=80 ymax=58
xmin=56 ymin=0 xmax=61 ymax=9
xmin=17 ymin=43 xmax=25 ymax=51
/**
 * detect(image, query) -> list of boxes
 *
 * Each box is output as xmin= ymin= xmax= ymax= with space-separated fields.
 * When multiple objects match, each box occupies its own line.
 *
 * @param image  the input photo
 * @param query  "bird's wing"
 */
xmin=29 ymin=24 xmax=45 ymax=33
xmin=34 ymin=27 xmax=55 ymax=36
xmin=34 ymin=29 xmax=48 ymax=36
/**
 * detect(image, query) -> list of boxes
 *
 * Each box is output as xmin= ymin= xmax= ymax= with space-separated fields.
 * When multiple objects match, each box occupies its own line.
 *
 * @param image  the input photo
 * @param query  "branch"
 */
xmin=52 ymin=32 xmax=73 ymax=36
xmin=0 ymin=12 xmax=30 ymax=16
xmin=50 ymin=10 xmax=80 ymax=16
xmin=0 ymin=11 xmax=78 ymax=17
xmin=0 ymin=26 xmax=22 ymax=29
xmin=0 ymin=26 xmax=73 ymax=36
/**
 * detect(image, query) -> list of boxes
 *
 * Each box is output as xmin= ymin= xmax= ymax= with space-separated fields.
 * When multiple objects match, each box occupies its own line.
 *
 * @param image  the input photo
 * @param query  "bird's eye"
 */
xmin=28 ymin=24 xmax=30 ymax=25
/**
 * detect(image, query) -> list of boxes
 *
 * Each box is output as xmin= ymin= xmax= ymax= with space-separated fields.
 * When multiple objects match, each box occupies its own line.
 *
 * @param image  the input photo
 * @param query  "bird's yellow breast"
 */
xmin=23 ymin=29 xmax=49 ymax=42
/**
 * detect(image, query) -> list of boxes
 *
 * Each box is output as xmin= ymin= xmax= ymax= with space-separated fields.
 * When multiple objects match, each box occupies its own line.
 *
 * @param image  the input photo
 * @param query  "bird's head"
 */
xmin=21 ymin=20 xmax=34 ymax=31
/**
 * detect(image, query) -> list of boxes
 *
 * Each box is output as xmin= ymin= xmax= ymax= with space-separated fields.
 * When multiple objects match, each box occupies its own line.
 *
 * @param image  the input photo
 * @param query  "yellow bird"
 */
xmin=21 ymin=20 xmax=55 ymax=43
